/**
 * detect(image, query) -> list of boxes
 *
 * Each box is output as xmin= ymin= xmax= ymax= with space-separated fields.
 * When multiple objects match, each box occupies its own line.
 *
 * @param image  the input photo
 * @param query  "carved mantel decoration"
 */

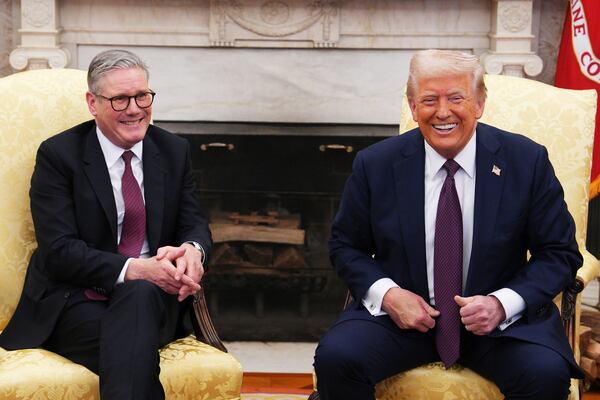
xmin=481 ymin=0 xmax=543 ymax=78
xmin=9 ymin=0 xmax=69 ymax=71
xmin=209 ymin=0 xmax=340 ymax=48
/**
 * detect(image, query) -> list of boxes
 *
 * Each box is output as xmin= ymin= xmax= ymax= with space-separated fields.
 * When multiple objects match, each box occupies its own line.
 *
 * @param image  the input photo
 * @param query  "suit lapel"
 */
xmin=465 ymin=124 xmax=505 ymax=295
xmin=142 ymin=128 xmax=166 ymax=254
xmin=394 ymin=132 xmax=429 ymax=301
xmin=82 ymin=127 xmax=118 ymax=241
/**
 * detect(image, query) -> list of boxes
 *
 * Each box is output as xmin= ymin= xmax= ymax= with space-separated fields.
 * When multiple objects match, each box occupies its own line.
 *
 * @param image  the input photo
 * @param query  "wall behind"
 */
xmin=534 ymin=0 xmax=568 ymax=85
xmin=0 ymin=0 xmax=13 ymax=77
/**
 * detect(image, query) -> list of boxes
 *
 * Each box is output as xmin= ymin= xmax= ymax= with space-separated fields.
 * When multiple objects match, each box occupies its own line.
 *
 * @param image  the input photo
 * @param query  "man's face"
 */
xmin=86 ymin=67 xmax=151 ymax=149
xmin=409 ymin=73 xmax=485 ymax=159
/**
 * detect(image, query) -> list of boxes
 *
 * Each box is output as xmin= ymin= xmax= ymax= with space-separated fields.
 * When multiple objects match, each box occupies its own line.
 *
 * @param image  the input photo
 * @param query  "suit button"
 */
xmin=536 ymin=307 xmax=546 ymax=316
xmin=64 ymin=291 xmax=70 ymax=298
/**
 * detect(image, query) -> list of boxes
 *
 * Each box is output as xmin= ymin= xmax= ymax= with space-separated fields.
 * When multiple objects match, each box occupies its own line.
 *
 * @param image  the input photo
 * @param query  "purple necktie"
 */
xmin=118 ymin=150 xmax=146 ymax=258
xmin=84 ymin=151 xmax=146 ymax=301
xmin=434 ymin=159 xmax=463 ymax=368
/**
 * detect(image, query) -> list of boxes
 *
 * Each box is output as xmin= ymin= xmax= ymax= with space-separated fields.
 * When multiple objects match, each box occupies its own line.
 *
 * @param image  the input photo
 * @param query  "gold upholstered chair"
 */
xmin=0 ymin=68 xmax=243 ymax=400
xmin=310 ymin=74 xmax=599 ymax=400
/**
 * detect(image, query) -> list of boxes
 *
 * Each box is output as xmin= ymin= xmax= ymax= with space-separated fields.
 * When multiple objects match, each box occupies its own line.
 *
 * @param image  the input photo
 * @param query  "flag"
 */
xmin=555 ymin=0 xmax=600 ymax=198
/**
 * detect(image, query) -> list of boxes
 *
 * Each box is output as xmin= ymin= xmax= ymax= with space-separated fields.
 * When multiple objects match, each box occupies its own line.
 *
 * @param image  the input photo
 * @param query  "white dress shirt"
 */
xmin=362 ymin=130 xmax=525 ymax=331
xmin=96 ymin=128 xmax=149 ymax=284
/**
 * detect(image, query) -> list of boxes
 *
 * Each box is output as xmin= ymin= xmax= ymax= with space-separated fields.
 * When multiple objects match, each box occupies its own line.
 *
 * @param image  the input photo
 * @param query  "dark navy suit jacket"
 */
xmin=0 ymin=120 xmax=212 ymax=350
xmin=329 ymin=122 xmax=583 ymax=375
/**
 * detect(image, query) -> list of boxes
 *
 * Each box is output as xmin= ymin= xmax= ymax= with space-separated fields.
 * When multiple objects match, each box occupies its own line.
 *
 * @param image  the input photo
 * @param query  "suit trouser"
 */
xmin=44 ymin=280 xmax=191 ymax=400
xmin=314 ymin=318 xmax=572 ymax=400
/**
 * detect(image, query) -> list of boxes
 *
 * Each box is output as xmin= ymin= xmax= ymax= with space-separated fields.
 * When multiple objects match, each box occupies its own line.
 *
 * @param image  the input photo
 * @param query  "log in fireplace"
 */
xmin=159 ymin=121 xmax=394 ymax=341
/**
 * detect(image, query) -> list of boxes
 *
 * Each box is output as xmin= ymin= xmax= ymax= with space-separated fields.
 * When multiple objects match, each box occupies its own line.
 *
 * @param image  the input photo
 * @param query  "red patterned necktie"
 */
xmin=118 ymin=150 xmax=146 ymax=258
xmin=434 ymin=159 xmax=463 ymax=368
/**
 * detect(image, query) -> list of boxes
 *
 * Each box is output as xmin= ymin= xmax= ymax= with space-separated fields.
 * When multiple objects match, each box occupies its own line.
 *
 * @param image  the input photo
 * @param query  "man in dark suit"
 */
xmin=314 ymin=49 xmax=583 ymax=399
xmin=0 ymin=49 xmax=211 ymax=399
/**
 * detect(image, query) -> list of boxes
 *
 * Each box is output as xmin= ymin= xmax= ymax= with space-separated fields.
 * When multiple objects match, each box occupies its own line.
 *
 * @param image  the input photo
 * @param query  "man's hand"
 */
xmin=454 ymin=295 xmax=506 ymax=335
xmin=157 ymin=244 xmax=205 ymax=301
xmin=125 ymin=255 xmax=200 ymax=296
xmin=382 ymin=287 xmax=440 ymax=332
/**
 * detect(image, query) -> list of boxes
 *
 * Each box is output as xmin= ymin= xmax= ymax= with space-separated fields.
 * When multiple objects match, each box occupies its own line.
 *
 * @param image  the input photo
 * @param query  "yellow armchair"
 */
xmin=311 ymin=74 xmax=599 ymax=400
xmin=0 ymin=69 xmax=243 ymax=400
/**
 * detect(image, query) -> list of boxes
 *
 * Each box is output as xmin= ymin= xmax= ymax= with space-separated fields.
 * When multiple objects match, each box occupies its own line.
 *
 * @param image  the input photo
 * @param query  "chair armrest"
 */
xmin=561 ymin=249 xmax=600 ymax=354
xmin=561 ymin=250 xmax=599 ymax=323
xmin=577 ymin=250 xmax=600 ymax=287
xmin=190 ymin=285 xmax=227 ymax=353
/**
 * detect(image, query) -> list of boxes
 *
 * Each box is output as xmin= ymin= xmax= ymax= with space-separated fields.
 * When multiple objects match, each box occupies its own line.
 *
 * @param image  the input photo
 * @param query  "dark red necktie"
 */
xmin=85 ymin=151 xmax=146 ymax=301
xmin=118 ymin=150 xmax=146 ymax=258
xmin=434 ymin=159 xmax=463 ymax=368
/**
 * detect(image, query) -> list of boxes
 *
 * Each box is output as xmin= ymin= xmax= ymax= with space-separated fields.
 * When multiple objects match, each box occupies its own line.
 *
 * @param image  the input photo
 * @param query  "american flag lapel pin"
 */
xmin=492 ymin=165 xmax=501 ymax=176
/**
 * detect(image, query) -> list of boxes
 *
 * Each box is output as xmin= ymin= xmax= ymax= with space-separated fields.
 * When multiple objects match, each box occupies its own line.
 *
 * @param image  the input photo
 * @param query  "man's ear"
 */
xmin=408 ymin=99 xmax=418 ymax=122
xmin=475 ymin=97 xmax=486 ymax=119
xmin=86 ymin=91 xmax=98 ymax=116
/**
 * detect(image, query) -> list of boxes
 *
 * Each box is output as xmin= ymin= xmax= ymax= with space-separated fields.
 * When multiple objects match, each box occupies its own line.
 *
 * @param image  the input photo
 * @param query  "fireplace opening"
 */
xmin=164 ymin=122 xmax=394 ymax=341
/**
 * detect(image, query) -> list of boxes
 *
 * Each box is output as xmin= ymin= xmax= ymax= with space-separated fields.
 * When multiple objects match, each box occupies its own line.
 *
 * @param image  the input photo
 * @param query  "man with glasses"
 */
xmin=0 ymin=49 xmax=212 ymax=399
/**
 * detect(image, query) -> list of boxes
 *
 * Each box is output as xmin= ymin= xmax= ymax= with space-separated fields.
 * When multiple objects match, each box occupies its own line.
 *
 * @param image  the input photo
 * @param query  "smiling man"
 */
xmin=0 ymin=49 xmax=212 ymax=399
xmin=313 ymin=49 xmax=583 ymax=399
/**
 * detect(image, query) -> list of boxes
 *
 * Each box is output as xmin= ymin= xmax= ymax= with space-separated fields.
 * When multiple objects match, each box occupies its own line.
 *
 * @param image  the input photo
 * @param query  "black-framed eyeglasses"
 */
xmin=94 ymin=91 xmax=156 ymax=112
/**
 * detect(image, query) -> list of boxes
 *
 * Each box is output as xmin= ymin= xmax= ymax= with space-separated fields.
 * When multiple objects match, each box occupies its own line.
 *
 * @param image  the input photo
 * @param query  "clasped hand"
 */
xmin=125 ymin=243 xmax=204 ymax=301
xmin=382 ymin=288 xmax=506 ymax=335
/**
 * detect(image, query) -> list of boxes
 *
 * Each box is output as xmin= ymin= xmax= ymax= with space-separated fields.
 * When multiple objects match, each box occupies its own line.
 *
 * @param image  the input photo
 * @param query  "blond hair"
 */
xmin=406 ymin=49 xmax=486 ymax=101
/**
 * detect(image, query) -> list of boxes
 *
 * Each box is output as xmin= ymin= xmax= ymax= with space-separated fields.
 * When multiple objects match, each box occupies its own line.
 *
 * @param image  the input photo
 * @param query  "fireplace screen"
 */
xmin=173 ymin=123 xmax=392 ymax=341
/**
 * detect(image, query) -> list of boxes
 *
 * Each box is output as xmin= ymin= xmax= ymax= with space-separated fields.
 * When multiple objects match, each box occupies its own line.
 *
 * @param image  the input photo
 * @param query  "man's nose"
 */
xmin=124 ymin=97 xmax=142 ymax=113
xmin=436 ymin=98 xmax=451 ymax=119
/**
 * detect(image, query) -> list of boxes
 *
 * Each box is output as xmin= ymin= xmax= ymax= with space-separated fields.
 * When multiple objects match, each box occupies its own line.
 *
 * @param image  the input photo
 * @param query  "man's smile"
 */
xmin=120 ymin=118 xmax=144 ymax=126
xmin=432 ymin=123 xmax=458 ymax=134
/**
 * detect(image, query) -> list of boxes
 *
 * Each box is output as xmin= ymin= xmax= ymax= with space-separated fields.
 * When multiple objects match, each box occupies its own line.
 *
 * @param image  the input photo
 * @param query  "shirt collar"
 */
xmin=424 ymin=129 xmax=476 ymax=179
xmin=96 ymin=126 xmax=143 ymax=168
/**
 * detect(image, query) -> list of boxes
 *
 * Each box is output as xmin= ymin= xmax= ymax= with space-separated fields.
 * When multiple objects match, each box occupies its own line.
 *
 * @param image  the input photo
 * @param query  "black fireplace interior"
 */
xmin=162 ymin=122 xmax=394 ymax=341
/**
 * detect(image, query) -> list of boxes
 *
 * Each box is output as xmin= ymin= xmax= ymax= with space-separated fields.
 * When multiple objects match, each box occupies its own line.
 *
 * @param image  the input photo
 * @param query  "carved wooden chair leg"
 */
xmin=191 ymin=284 xmax=227 ymax=352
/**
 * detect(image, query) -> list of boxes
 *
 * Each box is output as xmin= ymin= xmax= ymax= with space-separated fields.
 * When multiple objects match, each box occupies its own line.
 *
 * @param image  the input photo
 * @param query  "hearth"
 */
xmin=159 ymin=121 xmax=394 ymax=341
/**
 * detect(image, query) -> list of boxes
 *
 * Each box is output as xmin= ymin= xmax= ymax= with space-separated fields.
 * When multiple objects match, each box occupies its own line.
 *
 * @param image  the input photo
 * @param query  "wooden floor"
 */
xmin=585 ymin=391 xmax=600 ymax=399
xmin=242 ymin=372 xmax=313 ymax=393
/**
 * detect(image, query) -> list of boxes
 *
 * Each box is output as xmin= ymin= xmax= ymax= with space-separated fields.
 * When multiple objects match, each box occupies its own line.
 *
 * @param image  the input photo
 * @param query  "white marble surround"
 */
xmin=0 ymin=0 xmax=14 ymax=77
xmin=6 ymin=0 xmax=555 ymax=124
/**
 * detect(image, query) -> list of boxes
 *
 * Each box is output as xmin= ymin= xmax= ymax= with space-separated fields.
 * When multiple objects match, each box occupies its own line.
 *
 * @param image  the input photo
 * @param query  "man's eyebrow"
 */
xmin=107 ymin=90 xmax=150 ymax=97
xmin=446 ymin=88 xmax=467 ymax=96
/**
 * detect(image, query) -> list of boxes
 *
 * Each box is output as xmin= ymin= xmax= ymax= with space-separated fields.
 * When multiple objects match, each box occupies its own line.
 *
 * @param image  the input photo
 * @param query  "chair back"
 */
xmin=0 ymin=69 xmax=90 ymax=331
xmin=400 ymin=74 xmax=597 ymax=255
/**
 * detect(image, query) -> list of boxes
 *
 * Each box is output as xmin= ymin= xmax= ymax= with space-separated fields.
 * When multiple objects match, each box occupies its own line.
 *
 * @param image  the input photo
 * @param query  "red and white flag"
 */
xmin=555 ymin=0 xmax=600 ymax=198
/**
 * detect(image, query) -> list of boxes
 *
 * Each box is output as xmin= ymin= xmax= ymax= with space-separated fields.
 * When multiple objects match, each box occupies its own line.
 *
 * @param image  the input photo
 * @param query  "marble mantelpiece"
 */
xmin=9 ymin=0 xmax=550 ymax=124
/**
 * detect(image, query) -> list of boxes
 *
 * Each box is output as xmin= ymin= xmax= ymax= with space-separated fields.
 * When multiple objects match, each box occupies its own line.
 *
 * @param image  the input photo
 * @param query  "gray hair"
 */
xmin=406 ymin=49 xmax=486 ymax=101
xmin=87 ymin=49 xmax=149 ymax=94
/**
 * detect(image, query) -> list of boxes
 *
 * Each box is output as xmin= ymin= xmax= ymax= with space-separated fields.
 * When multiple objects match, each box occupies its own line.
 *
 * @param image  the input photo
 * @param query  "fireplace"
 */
xmin=159 ymin=121 xmax=394 ymax=341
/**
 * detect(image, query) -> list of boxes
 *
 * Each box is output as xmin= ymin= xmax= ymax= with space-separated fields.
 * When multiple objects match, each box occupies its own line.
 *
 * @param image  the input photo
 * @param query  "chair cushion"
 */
xmin=375 ymin=362 xmax=502 ymax=400
xmin=0 ymin=346 xmax=99 ymax=399
xmin=0 ymin=335 xmax=242 ymax=400
xmin=159 ymin=336 xmax=242 ymax=400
